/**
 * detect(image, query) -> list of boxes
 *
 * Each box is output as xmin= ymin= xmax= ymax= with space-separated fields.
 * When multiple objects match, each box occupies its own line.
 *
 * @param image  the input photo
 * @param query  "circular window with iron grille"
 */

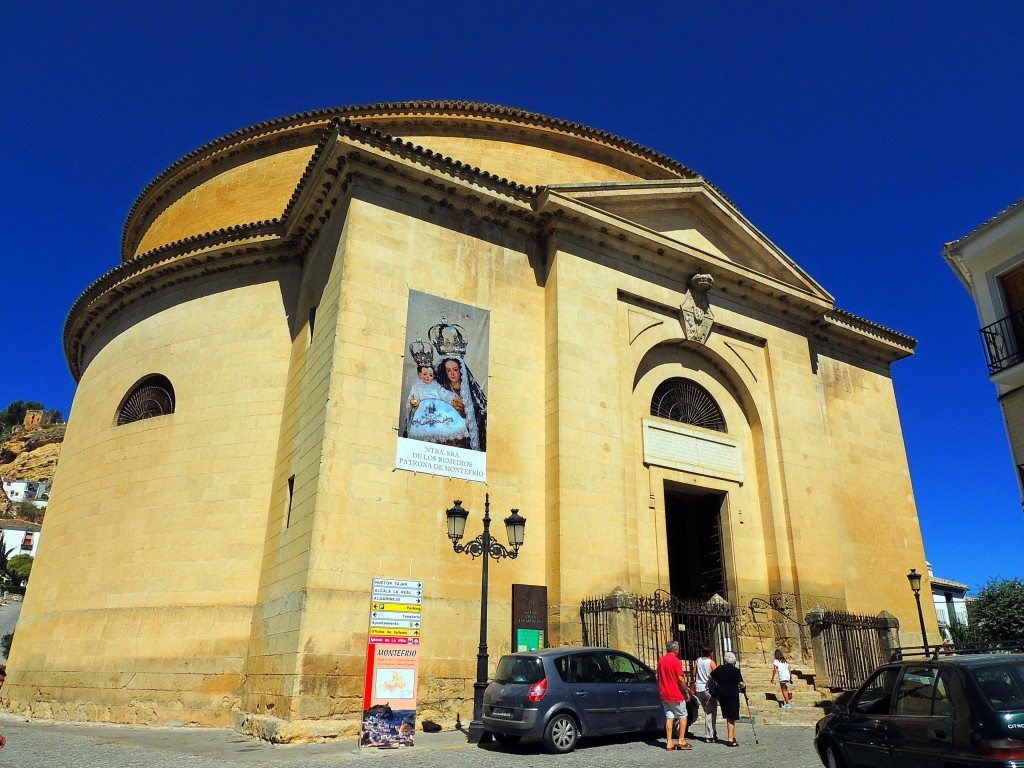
xmin=651 ymin=379 xmax=726 ymax=432
xmin=117 ymin=375 xmax=175 ymax=425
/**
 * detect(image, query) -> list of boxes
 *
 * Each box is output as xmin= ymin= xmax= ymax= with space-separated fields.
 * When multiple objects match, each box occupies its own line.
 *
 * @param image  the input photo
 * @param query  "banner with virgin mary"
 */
xmin=395 ymin=290 xmax=489 ymax=483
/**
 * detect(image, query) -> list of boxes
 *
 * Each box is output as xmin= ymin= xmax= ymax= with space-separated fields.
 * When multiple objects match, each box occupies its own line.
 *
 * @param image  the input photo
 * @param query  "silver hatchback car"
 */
xmin=482 ymin=647 xmax=663 ymax=753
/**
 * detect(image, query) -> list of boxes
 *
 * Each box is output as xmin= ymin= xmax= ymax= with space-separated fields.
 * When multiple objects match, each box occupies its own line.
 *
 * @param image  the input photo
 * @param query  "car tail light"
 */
xmin=979 ymin=737 xmax=1024 ymax=760
xmin=527 ymin=677 xmax=548 ymax=702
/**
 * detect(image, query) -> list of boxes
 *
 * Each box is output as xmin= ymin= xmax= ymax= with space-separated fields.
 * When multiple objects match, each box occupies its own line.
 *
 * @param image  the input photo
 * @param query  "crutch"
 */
xmin=743 ymin=692 xmax=760 ymax=745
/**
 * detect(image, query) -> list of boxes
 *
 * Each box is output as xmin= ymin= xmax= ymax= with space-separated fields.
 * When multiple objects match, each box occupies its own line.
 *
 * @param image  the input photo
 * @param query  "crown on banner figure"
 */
xmin=429 ymin=314 xmax=468 ymax=357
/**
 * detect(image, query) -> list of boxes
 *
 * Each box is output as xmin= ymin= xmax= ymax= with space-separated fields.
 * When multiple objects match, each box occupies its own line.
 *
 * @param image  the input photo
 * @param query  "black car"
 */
xmin=814 ymin=645 xmax=1024 ymax=767
xmin=482 ymin=647 xmax=667 ymax=753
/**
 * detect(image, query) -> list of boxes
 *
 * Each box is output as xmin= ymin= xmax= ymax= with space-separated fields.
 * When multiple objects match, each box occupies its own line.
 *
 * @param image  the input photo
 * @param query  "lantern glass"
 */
xmin=504 ymin=509 xmax=526 ymax=549
xmin=907 ymin=568 xmax=922 ymax=595
xmin=446 ymin=501 xmax=469 ymax=542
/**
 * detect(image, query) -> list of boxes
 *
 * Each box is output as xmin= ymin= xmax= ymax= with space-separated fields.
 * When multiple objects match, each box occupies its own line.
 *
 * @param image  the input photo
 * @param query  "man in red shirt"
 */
xmin=656 ymin=640 xmax=692 ymax=750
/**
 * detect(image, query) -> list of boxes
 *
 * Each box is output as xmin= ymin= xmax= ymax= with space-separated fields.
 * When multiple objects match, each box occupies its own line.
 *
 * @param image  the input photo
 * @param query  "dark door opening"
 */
xmin=665 ymin=488 xmax=726 ymax=601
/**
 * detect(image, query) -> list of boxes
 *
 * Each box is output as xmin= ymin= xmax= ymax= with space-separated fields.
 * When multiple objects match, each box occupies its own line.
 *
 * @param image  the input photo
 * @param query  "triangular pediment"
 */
xmin=545 ymin=180 xmax=832 ymax=301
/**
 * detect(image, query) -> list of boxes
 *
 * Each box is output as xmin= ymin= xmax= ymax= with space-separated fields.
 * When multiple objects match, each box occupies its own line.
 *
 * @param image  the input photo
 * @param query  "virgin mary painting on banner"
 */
xmin=396 ymin=290 xmax=489 ymax=483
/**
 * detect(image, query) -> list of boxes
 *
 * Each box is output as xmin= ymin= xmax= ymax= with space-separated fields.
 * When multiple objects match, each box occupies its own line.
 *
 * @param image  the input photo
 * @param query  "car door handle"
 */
xmin=618 ymin=690 xmax=629 ymax=695
xmin=575 ymin=691 xmax=588 ymax=697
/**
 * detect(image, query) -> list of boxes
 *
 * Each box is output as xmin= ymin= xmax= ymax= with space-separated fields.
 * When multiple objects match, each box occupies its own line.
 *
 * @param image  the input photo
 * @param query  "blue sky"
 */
xmin=4 ymin=2 xmax=1022 ymax=592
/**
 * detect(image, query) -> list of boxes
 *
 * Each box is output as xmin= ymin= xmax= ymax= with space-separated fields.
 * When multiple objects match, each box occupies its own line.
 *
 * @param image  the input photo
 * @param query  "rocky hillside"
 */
xmin=0 ymin=424 xmax=64 ymax=515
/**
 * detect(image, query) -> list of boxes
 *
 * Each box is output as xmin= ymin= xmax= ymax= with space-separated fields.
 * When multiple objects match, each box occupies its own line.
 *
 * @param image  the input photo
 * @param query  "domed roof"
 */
xmin=123 ymin=101 xmax=708 ymax=260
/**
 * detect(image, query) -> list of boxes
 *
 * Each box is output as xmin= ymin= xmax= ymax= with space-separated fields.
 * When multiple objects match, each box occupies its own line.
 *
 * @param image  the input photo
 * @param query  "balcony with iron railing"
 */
xmin=980 ymin=308 xmax=1024 ymax=375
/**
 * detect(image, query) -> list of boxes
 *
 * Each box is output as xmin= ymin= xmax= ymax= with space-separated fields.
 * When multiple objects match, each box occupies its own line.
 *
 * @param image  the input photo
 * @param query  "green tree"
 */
xmin=45 ymin=408 xmax=63 ymax=424
xmin=0 ymin=534 xmax=12 ymax=576
xmin=0 ymin=401 xmax=44 ymax=434
xmin=947 ymin=614 xmax=988 ymax=646
xmin=6 ymin=553 xmax=32 ymax=585
xmin=1 ymin=632 xmax=12 ymax=659
xmin=968 ymin=578 xmax=1024 ymax=642
xmin=14 ymin=502 xmax=41 ymax=522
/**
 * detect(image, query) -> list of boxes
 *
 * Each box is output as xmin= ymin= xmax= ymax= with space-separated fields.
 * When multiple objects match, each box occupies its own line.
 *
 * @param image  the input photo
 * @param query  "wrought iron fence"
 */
xmin=581 ymin=592 xmax=899 ymax=692
xmin=580 ymin=596 xmax=611 ymax=648
xmin=633 ymin=591 xmax=736 ymax=671
xmin=808 ymin=609 xmax=899 ymax=690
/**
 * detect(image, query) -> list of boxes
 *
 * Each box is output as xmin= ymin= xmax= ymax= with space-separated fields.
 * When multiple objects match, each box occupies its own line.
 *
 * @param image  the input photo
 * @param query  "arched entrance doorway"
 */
xmin=664 ymin=484 xmax=727 ymax=600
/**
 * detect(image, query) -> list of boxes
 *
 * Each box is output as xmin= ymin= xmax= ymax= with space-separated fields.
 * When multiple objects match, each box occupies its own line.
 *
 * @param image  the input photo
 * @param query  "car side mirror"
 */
xmin=831 ymin=700 xmax=848 ymax=715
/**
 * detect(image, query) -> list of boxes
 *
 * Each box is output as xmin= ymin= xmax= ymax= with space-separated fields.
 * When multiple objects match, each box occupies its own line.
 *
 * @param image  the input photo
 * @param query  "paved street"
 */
xmin=0 ymin=598 xmax=22 ymax=659
xmin=0 ymin=716 xmax=822 ymax=767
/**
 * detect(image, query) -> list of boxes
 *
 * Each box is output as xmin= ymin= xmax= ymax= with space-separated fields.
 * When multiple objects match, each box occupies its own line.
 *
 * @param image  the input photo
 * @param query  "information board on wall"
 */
xmin=512 ymin=584 xmax=548 ymax=652
xmin=360 ymin=578 xmax=423 ymax=749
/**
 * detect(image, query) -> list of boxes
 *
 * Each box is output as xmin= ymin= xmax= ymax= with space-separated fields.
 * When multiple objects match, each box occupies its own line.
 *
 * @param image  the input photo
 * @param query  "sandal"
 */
xmin=725 ymin=740 xmax=738 ymax=747
xmin=677 ymin=742 xmax=693 ymax=750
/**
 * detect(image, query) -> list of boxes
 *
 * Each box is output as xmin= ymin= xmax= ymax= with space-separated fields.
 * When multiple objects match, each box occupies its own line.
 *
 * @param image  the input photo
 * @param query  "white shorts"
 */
xmin=662 ymin=700 xmax=686 ymax=719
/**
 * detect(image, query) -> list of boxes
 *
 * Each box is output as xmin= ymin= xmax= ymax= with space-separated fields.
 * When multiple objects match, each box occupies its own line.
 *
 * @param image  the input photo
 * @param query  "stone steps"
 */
xmin=735 ymin=662 xmax=830 ymax=726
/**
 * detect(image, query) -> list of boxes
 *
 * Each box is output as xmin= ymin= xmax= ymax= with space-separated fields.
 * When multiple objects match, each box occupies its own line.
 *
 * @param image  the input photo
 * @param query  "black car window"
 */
xmin=493 ymin=655 xmax=543 ymax=685
xmin=894 ymin=666 xmax=951 ymax=717
xmin=602 ymin=652 xmax=654 ymax=684
xmin=568 ymin=652 xmax=608 ymax=684
xmin=554 ymin=655 xmax=570 ymax=682
xmin=852 ymin=667 xmax=900 ymax=716
xmin=974 ymin=663 xmax=1024 ymax=712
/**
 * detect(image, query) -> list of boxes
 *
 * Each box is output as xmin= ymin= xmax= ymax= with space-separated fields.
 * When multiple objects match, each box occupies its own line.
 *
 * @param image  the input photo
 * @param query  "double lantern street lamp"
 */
xmin=907 ymin=568 xmax=930 ymax=656
xmin=445 ymin=495 xmax=526 ymax=744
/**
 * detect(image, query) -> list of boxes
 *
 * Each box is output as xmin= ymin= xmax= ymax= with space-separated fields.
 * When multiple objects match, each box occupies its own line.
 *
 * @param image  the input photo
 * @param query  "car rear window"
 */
xmin=493 ymin=655 xmax=544 ymax=684
xmin=974 ymin=662 xmax=1024 ymax=712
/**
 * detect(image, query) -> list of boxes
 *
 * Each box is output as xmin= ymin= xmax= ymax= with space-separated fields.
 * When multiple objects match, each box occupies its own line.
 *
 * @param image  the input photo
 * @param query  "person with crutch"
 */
xmin=709 ymin=651 xmax=745 ymax=747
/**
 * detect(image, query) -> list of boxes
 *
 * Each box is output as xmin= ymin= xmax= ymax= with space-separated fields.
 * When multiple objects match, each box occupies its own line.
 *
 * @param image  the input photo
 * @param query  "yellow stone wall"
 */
xmin=239 ymin=185 xmax=549 ymax=729
xmin=5 ymin=269 xmax=296 ymax=725
xmin=14 ymin=107 xmax=934 ymax=735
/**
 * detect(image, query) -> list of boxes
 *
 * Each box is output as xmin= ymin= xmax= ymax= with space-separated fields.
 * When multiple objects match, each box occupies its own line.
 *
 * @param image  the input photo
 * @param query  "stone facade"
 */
xmin=4 ymin=102 xmax=935 ymax=737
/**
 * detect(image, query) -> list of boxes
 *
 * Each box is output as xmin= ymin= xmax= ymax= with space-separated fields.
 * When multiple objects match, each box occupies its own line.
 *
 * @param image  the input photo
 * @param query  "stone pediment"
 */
xmin=545 ymin=180 xmax=831 ymax=301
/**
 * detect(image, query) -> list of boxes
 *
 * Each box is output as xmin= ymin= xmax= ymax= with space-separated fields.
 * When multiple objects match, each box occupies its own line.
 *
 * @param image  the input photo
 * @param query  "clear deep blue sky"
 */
xmin=4 ymin=3 xmax=1022 ymax=592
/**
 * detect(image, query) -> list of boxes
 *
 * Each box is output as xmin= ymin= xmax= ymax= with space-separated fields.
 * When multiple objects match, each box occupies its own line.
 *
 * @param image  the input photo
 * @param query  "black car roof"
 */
xmin=504 ymin=647 xmax=622 ymax=659
xmin=890 ymin=652 xmax=1024 ymax=669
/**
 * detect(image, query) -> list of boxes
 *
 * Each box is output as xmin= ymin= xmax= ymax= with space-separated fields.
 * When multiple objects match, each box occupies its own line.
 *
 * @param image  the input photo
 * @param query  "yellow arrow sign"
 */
xmin=371 ymin=602 xmax=422 ymax=613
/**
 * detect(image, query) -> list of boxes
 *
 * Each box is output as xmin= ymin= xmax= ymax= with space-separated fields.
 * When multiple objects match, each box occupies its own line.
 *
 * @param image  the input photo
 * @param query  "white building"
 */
xmin=944 ymin=199 xmax=1024 ymax=489
xmin=0 ymin=521 xmax=41 ymax=558
xmin=928 ymin=564 xmax=969 ymax=641
xmin=0 ymin=478 xmax=48 ymax=509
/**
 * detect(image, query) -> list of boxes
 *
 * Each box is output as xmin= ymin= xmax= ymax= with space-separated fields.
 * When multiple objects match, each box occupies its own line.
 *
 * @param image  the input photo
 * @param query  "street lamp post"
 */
xmin=445 ymin=494 xmax=525 ymax=744
xmin=907 ymin=568 xmax=930 ymax=655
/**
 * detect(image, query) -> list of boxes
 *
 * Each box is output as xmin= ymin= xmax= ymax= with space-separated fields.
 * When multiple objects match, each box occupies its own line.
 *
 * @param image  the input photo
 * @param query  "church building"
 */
xmin=3 ymin=102 xmax=933 ymax=738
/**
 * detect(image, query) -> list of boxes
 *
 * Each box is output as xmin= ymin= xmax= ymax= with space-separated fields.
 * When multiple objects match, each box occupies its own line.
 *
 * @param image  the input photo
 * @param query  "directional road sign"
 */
xmin=371 ymin=602 xmax=422 ymax=613
xmin=372 ymin=579 xmax=423 ymax=589
xmin=370 ymin=618 xmax=421 ymax=629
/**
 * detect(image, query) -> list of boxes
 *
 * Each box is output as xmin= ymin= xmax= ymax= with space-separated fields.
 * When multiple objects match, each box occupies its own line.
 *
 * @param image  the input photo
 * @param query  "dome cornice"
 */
xmin=69 ymin=122 xmax=546 ymax=380
xmin=122 ymin=101 xmax=705 ymax=260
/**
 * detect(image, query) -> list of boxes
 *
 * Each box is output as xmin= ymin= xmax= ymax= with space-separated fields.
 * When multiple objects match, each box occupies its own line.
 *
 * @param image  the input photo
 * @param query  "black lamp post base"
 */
xmin=467 ymin=720 xmax=491 ymax=744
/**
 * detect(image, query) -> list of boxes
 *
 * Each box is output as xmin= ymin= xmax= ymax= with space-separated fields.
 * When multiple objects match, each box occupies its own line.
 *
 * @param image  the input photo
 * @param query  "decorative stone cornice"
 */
xmin=67 ymin=120 xmax=545 ymax=380
xmin=64 ymin=235 xmax=296 ymax=379
xmin=121 ymin=101 xmax=705 ymax=260
xmin=812 ymin=308 xmax=917 ymax=361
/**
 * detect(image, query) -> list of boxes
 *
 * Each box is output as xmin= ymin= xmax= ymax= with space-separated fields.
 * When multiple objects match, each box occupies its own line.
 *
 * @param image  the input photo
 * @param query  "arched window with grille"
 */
xmin=117 ymin=375 xmax=176 ymax=425
xmin=650 ymin=378 xmax=726 ymax=433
